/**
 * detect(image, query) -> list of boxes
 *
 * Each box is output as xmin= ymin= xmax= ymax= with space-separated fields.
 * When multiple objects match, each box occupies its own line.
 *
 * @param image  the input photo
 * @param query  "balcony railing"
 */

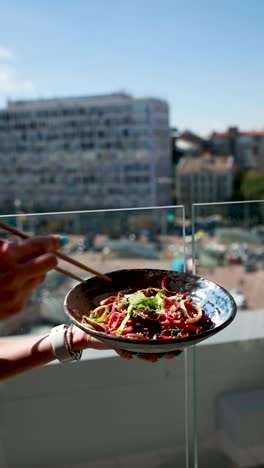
xmin=0 ymin=201 xmax=264 ymax=468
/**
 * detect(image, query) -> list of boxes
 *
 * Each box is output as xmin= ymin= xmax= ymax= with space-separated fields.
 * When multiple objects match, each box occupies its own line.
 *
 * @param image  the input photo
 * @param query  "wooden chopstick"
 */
xmin=0 ymin=222 xmax=111 ymax=283
xmin=52 ymin=248 xmax=111 ymax=281
xmin=53 ymin=267 xmax=85 ymax=283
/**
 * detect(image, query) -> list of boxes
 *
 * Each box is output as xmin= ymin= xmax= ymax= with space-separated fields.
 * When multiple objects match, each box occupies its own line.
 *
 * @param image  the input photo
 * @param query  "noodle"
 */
xmin=81 ymin=275 xmax=212 ymax=340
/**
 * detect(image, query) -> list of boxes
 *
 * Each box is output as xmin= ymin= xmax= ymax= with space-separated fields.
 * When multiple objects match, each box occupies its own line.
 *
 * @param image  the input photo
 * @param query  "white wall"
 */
xmin=1 ymin=328 xmax=264 ymax=467
xmin=0 ymin=352 xmax=187 ymax=468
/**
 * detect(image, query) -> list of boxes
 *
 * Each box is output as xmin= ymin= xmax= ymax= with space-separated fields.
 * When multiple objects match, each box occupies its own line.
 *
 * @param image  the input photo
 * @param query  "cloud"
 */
xmin=0 ymin=47 xmax=34 ymax=97
xmin=0 ymin=46 xmax=14 ymax=60
xmin=0 ymin=64 xmax=33 ymax=94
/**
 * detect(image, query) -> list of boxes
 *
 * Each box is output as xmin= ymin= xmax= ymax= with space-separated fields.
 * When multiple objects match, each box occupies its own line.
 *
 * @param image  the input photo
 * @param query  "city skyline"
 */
xmin=0 ymin=93 xmax=172 ymax=212
xmin=0 ymin=0 xmax=263 ymax=135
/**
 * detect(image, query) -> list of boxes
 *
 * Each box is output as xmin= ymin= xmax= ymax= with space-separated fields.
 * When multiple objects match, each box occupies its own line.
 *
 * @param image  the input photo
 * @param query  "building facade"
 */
xmin=175 ymin=154 xmax=234 ymax=213
xmin=0 ymin=93 xmax=172 ymax=213
xmin=210 ymin=127 xmax=264 ymax=171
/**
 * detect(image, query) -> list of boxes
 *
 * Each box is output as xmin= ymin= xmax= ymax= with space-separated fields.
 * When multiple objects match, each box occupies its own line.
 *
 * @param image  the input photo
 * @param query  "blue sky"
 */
xmin=0 ymin=0 xmax=263 ymax=135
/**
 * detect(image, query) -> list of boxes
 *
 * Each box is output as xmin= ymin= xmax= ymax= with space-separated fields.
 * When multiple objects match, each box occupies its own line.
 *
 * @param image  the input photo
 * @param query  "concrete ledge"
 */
xmin=217 ymin=390 xmax=264 ymax=467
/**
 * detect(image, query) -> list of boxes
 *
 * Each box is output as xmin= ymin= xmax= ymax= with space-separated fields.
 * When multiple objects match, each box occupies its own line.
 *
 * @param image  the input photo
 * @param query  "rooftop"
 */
xmin=177 ymin=154 xmax=234 ymax=174
xmin=6 ymin=93 xmax=132 ymax=110
xmin=211 ymin=128 xmax=264 ymax=138
xmin=4 ymin=93 xmax=168 ymax=112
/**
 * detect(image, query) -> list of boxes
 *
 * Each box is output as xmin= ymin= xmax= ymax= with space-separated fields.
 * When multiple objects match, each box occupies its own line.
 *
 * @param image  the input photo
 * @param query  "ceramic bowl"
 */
xmin=64 ymin=269 xmax=237 ymax=353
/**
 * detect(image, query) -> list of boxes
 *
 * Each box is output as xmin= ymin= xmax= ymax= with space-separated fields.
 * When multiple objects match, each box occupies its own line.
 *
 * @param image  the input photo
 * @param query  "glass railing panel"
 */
xmin=0 ymin=206 xmax=190 ymax=468
xmin=0 ymin=206 xmax=185 ymax=337
xmin=192 ymin=200 xmax=264 ymax=468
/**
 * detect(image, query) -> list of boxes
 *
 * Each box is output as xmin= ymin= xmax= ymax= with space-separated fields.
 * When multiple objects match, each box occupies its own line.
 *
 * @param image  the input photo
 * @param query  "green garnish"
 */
xmin=122 ymin=291 xmax=165 ymax=314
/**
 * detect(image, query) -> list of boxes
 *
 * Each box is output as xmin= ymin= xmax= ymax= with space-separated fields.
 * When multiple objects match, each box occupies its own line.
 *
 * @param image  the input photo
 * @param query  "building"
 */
xmin=0 ymin=93 xmax=172 ymax=213
xmin=175 ymin=153 xmax=234 ymax=213
xmin=171 ymin=128 xmax=208 ymax=203
xmin=210 ymin=127 xmax=264 ymax=171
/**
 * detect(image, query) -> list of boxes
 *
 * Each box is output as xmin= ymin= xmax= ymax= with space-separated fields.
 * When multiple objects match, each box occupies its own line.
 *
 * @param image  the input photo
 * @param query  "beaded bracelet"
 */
xmin=65 ymin=324 xmax=83 ymax=361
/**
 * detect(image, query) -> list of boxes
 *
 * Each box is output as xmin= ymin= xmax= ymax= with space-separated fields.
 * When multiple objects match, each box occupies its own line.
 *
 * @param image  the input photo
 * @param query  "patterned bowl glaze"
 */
xmin=64 ymin=269 xmax=237 ymax=353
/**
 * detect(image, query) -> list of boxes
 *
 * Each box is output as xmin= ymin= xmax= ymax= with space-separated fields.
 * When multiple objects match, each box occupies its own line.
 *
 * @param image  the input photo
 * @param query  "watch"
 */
xmin=49 ymin=324 xmax=82 ymax=364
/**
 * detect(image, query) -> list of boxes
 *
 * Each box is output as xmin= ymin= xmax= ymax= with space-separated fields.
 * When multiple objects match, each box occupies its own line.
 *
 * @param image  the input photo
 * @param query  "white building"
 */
xmin=176 ymin=153 xmax=234 ymax=212
xmin=0 ymin=93 xmax=172 ymax=213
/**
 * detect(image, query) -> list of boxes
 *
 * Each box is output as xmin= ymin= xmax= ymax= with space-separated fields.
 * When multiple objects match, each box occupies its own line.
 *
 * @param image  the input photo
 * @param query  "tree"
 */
xmin=241 ymin=170 xmax=264 ymax=200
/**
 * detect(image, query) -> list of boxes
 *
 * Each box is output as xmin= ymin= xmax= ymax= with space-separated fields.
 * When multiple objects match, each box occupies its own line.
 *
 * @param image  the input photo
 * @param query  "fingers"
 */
xmin=0 ymin=301 xmax=27 ymax=319
xmin=0 ymin=236 xmax=63 ymax=320
xmin=0 ymin=253 xmax=58 ymax=289
xmin=0 ymin=274 xmax=47 ymax=319
xmin=115 ymin=349 xmax=134 ymax=360
xmin=0 ymin=289 xmax=32 ymax=319
xmin=19 ymin=253 xmax=58 ymax=281
xmin=0 ymin=236 xmax=61 ymax=270
xmin=60 ymin=325 xmax=183 ymax=359
xmin=23 ymin=274 xmax=46 ymax=291
xmin=116 ymin=350 xmax=182 ymax=362
xmin=0 ymin=273 xmax=46 ymax=301
xmin=86 ymin=336 xmax=113 ymax=350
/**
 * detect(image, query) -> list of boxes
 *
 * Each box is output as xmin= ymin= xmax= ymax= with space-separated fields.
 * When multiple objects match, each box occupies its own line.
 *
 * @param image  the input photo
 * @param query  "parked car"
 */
xmin=229 ymin=288 xmax=247 ymax=309
xmin=226 ymin=253 xmax=243 ymax=265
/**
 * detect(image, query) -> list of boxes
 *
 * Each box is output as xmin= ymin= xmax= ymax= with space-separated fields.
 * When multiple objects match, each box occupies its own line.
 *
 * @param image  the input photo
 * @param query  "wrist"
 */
xmin=29 ymin=334 xmax=56 ymax=364
xmin=41 ymin=335 xmax=56 ymax=360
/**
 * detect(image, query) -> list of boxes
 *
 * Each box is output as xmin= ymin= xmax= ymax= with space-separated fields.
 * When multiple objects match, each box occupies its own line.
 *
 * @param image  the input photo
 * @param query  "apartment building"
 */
xmin=176 ymin=153 xmax=234 ymax=213
xmin=0 ymin=93 xmax=172 ymax=213
xmin=210 ymin=127 xmax=264 ymax=170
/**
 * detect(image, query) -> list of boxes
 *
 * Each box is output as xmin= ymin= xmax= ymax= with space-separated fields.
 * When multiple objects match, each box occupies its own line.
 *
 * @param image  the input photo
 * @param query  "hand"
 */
xmin=0 ymin=236 xmax=62 ymax=319
xmin=116 ymin=349 xmax=182 ymax=362
xmin=70 ymin=324 xmax=113 ymax=351
xmin=70 ymin=325 xmax=182 ymax=361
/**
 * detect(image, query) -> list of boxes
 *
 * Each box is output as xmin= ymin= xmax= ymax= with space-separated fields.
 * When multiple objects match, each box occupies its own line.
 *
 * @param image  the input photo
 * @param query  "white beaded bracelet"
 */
xmin=65 ymin=324 xmax=83 ymax=361
xmin=49 ymin=324 xmax=82 ymax=364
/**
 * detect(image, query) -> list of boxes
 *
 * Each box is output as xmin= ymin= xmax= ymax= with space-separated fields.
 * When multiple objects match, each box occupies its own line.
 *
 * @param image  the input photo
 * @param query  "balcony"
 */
xmin=1 ymin=201 xmax=264 ymax=468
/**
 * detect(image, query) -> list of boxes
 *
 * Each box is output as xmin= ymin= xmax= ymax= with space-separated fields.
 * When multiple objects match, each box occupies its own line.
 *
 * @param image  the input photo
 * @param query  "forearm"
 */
xmin=0 ymin=334 xmax=56 ymax=380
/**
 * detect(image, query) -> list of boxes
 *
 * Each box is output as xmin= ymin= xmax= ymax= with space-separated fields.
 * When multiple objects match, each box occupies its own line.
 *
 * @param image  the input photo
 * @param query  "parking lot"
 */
xmin=198 ymin=264 xmax=264 ymax=310
xmin=60 ymin=247 xmax=264 ymax=311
